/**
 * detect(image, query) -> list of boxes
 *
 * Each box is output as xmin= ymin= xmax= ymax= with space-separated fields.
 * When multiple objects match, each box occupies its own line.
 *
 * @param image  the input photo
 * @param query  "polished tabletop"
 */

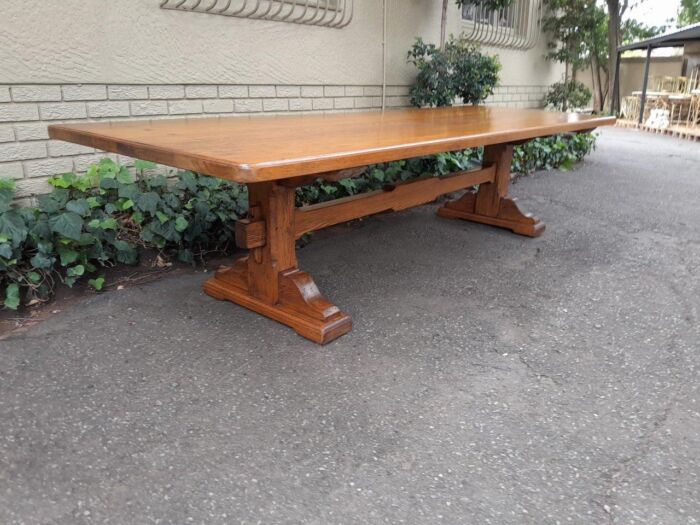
xmin=49 ymin=106 xmax=615 ymax=183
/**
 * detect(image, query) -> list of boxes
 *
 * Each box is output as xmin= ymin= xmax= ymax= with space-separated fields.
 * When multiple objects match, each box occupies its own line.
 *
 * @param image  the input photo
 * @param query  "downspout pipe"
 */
xmin=382 ymin=0 xmax=388 ymax=111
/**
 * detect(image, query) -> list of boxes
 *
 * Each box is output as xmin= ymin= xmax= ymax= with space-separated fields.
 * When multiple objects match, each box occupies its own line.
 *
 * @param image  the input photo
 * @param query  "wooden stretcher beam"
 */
xmin=294 ymin=165 xmax=496 ymax=238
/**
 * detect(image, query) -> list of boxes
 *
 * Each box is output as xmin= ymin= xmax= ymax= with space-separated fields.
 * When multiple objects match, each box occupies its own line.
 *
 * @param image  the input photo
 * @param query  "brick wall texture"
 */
xmin=0 ymin=83 xmax=548 ymax=199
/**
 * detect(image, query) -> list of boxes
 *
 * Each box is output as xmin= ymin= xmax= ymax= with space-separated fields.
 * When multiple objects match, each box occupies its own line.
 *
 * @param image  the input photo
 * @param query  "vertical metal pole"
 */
xmin=381 ymin=0 xmax=387 ymax=111
xmin=638 ymin=45 xmax=652 ymax=125
xmin=612 ymin=49 xmax=621 ymax=115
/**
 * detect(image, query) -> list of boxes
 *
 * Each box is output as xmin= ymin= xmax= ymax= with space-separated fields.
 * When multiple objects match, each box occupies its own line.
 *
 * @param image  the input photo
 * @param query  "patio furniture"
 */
xmin=48 ymin=107 xmax=615 ymax=344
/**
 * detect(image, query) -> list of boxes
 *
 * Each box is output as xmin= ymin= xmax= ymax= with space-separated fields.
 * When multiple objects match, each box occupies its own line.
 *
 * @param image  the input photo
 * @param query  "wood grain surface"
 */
xmin=48 ymin=106 xmax=615 ymax=183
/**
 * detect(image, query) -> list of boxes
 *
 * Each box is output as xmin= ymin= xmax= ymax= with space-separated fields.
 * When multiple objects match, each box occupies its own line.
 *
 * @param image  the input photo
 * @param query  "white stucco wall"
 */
xmin=2 ymin=0 xmax=561 ymax=87
xmin=1 ymin=0 xmax=564 ymax=199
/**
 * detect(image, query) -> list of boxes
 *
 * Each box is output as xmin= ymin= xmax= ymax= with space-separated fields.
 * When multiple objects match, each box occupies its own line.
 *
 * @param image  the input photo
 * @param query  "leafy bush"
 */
xmin=511 ymin=132 xmax=597 ymax=174
xmin=407 ymin=35 xmax=501 ymax=107
xmin=1 ymin=133 xmax=595 ymax=309
xmin=0 ymin=159 xmax=246 ymax=309
xmin=545 ymin=80 xmax=592 ymax=112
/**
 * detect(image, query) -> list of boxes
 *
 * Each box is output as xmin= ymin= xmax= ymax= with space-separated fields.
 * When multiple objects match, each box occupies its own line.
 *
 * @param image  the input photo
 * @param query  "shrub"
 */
xmin=545 ymin=80 xmax=592 ymax=112
xmin=0 ymin=159 xmax=246 ymax=308
xmin=1 ymin=133 xmax=595 ymax=310
xmin=407 ymin=35 xmax=501 ymax=107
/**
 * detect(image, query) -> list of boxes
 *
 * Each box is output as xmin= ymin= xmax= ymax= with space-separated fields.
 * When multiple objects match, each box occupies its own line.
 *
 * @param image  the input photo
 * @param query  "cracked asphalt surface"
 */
xmin=1 ymin=127 xmax=699 ymax=524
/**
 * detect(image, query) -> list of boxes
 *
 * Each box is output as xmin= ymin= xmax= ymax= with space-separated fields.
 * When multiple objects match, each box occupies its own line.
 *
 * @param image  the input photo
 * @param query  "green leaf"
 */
xmin=0 ymin=243 xmax=12 ymax=258
xmin=100 ymin=218 xmax=119 ymax=230
xmin=118 ymin=182 xmax=140 ymax=201
xmin=67 ymin=264 xmax=85 ymax=277
xmin=30 ymin=253 xmax=53 ymax=270
xmin=99 ymin=177 xmax=119 ymax=190
xmin=156 ymin=211 xmax=170 ymax=224
xmin=49 ymin=172 xmax=77 ymax=189
xmin=57 ymin=245 xmax=79 ymax=266
xmin=0 ymin=179 xmax=14 ymax=213
xmin=66 ymin=199 xmax=90 ymax=216
xmin=136 ymin=192 xmax=161 ymax=214
xmin=134 ymin=159 xmax=157 ymax=171
xmin=49 ymin=212 xmax=83 ymax=241
xmin=4 ymin=283 xmax=20 ymax=310
xmin=27 ymin=271 xmax=41 ymax=283
xmin=116 ymin=167 xmax=134 ymax=185
xmin=0 ymin=211 xmax=29 ymax=247
xmin=86 ymin=196 xmax=102 ymax=208
xmin=174 ymin=216 xmax=189 ymax=232
xmin=121 ymin=199 xmax=134 ymax=210
xmin=88 ymin=276 xmax=105 ymax=291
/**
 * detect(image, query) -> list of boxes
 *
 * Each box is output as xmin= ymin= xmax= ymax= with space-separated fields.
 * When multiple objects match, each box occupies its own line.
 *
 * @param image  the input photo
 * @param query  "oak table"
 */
xmin=49 ymin=107 xmax=615 ymax=344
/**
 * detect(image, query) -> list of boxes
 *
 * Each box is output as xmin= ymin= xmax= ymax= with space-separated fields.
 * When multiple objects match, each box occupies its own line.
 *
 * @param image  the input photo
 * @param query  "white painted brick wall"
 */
xmin=185 ymin=85 xmax=218 ymax=98
xmin=276 ymin=86 xmax=301 ymax=97
xmin=11 ymin=85 xmax=62 ymax=102
xmin=47 ymin=140 xmax=94 ymax=157
xmin=130 ymin=100 xmax=169 ymax=116
xmin=262 ymin=98 xmax=288 ymax=112
xmin=0 ymin=104 xmax=39 ymax=122
xmin=40 ymin=102 xmax=87 ymax=120
xmin=23 ymin=157 xmax=74 ymax=178
xmin=235 ymin=99 xmax=263 ymax=113
xmin=0 ymin=125 xmax=14 ymax=142
xmin=0 ymin=162 xmax=23 ymax=179
xmin=14 ymin=123 xmax=50 ymax=141
xmin=87 ymin=101 xmax=130 ymax=118
xmin=324 ymin=86 xmax=345 ymax=97
xmin=168 ymin=99 xmax=204 ymax=115
xmin=149 ymin=85 xmax=186 ymax=99
xmin=202 ymin=99 xmax=234 ymax=113
xmin=312 ymin=98 xmax=333 ymax=110
xmin=248 ymin=85 xmax=277 ymax=98
xmin=62 ymin=84 xmax=107 ymax=101
xmin=301 ymin=86 xmax=324 ymax=98
xmin=0 ymin=141 xmax=47 ymax=162
xmin=109 ymin=85 xmax=149 ymax=100
xmin=289 ymin=98 xmax=312 ymax=111
xmin=219 ymin=85 xmax=248 ymax=98
xmin=0 ymin=82 xmax=548 ymax=201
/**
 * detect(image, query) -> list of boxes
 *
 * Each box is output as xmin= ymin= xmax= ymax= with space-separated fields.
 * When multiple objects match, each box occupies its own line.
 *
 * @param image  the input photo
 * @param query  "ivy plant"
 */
xmin=1 ymin=133 xmax=595 ymax=310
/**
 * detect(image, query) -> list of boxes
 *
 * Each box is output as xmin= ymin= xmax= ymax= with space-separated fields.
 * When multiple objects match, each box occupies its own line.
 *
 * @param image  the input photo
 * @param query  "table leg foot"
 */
xmin=437 ymin=190 xmax=545 ymax=237
xmin=204 ymin=258 xmax=352 ymax=344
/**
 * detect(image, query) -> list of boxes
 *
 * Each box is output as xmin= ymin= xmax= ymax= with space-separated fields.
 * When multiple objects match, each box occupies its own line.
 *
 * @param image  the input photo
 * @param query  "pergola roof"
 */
xmin=618 ymin=22 xmax=700 ymax=52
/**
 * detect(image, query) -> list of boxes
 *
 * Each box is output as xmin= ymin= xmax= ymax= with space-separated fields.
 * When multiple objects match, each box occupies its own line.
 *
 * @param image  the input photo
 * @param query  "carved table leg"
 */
xmin=203 ymin=181 xmax=352 ymax=344
xmin=437 ymin=143 xmax=545 ymax=237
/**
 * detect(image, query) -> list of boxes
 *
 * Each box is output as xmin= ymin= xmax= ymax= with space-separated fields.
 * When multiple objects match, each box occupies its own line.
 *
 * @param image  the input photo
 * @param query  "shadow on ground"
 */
xmin=1 ymin=127 xmax=699 ymax=524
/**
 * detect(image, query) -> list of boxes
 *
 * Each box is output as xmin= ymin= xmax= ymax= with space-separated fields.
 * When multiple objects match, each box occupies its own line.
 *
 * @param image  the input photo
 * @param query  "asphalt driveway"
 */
xmin=1 ymin=127 xmax=699 ymax=524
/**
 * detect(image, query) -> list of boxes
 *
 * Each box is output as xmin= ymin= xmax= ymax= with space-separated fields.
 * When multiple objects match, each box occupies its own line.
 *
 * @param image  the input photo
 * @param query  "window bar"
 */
xmin=160 ymin=0 xmax=353 ymax=28
xmin=462 ymin=0 xmax=541 ymax=50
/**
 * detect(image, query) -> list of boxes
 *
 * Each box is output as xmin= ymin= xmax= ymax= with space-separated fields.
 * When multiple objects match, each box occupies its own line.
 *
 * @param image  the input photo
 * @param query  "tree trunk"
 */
xmin=605 ymin=0 xmax=628 ymax=113
xmin=591 ymin=57 xmax=601 ymax=113
xmin=440 ymin=0 xmax=449 ymax=48
xmin=563 ymin=62 xmax=570 ymax=111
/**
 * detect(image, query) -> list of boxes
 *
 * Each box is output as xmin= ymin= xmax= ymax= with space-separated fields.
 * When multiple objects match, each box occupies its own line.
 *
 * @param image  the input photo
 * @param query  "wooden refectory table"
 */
xmin=49 ymin=107 xmax=615 ymax=344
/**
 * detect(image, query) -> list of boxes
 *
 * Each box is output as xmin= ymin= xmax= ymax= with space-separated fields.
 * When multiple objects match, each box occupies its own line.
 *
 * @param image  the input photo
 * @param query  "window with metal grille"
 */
xmin=160 ymin=0 xmax=353 ymax=28
xmin=461 ymin=0 xmax=542 ymax=50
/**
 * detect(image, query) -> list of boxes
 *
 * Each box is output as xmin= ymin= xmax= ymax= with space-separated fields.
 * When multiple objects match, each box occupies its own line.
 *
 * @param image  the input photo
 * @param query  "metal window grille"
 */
xmin=159 ymin=0 xmax=353 ymax=28
xmin=461 ymin=0 xmax=542 ymax=49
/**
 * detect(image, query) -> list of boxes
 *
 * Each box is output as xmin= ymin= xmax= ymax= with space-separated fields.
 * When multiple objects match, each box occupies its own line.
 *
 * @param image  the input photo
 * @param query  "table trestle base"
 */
xmin=204 ymin=258 xmax=352 ymax=344
xmin=437 ymin=143 xmax=544 ymax=237
xmin=204 ymin=143 xmax=545 ymax=344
